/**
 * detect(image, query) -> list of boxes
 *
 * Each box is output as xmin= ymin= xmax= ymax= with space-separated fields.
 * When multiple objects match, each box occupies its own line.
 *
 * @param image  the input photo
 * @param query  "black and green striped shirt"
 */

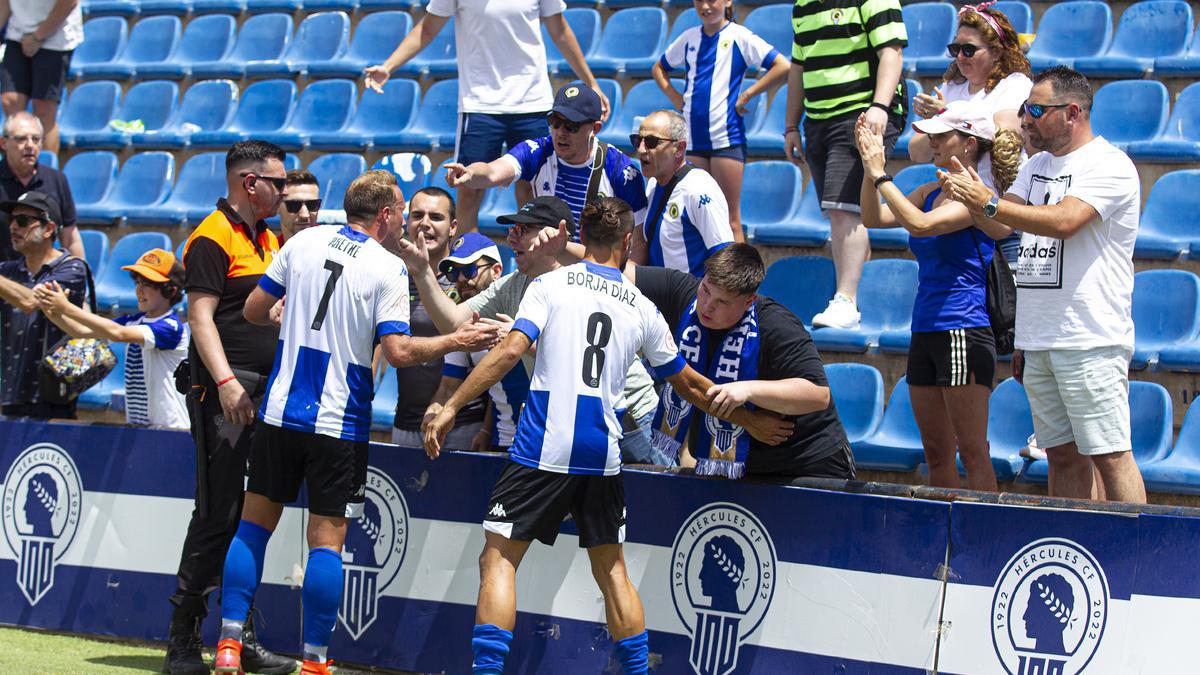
xmin=792 ymin=0 xmax=907 ymax=120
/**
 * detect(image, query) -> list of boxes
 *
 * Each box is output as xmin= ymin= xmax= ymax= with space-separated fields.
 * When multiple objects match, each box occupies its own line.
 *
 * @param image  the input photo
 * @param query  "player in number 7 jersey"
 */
xmin=424 ymin=197 xmax=794 ymax=675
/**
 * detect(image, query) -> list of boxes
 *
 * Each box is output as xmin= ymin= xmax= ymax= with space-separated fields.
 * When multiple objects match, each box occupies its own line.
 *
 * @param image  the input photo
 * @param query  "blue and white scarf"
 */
xmin=652 ymin=299 xmax=760 ymax=479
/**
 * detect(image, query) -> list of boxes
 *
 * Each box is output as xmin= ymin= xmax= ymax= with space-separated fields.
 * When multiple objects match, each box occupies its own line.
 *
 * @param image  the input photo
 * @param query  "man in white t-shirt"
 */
xmin=364 ymin=0 xmax=610 ymax=235
xmin=0 ymin=0 xmax=83 ymax=153
xmin=628 ymin=109 xmax=734 ymax=277
xmin=943 ymin=66 xmax=1146 ymax=504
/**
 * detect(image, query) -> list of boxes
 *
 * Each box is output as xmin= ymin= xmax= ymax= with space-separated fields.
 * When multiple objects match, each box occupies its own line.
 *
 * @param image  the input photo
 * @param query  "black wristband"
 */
xmin=873 ymin=174 xmax=894 ymax=189
xmin=870 ymin=101 xmax=892 ymax=113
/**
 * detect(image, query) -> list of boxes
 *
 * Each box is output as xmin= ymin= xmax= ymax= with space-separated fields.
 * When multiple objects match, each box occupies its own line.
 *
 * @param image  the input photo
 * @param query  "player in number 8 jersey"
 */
xmin=424 ymin=197 xmax=794 ymax=675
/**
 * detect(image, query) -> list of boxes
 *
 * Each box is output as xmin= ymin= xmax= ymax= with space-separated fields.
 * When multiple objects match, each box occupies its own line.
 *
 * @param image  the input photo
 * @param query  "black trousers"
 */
xmin=169 ymin=386 xmax=255 ymax=613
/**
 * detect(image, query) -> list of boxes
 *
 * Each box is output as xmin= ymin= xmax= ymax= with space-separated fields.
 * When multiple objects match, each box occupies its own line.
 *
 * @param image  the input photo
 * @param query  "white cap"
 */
xmin=912 ymin=100 xmax=995 ymax=141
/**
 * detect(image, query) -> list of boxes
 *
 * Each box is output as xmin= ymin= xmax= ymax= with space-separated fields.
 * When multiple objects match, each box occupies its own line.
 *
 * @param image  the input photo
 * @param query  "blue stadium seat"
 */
xmin=1156 ymin=27 xmax=1200 ymax=76
xmin=382 ymin=78 xmax=458 ymax=152
xmin=190 ymin=79 xmax=297 ymax=148
xmin=309 ymin=154 xmax=368 ymax=212
xmin=74 ymin=80 xmax=179 ymax=149
xmin=744 ymin=5 xmax=793 ymax=62
xmin=78 ymin=342 xmax=126 ymax=411
xmin=78 ymin=230 xmax=110 ymax=280
xmin=131 ymin=79 xmax=238 ymax=149
xmin=86 ymin=151 xmax=175 ymax=224
xmin=38 ymin=151 xmax=58 ymax=170
xmin=589 ymin=8 xmax=667 ymax=77
xmin=750 ymin=179 xmax=830 ymax=247
xmin=597 ymin=79 xmax=681 ymax=150
xmin=138 ymin=0 xmax=192 ymax=15
xmin=825 ymin=363 xmax=884 ymax=445
xmin=246 ymin=11 xmax=351 ymax=78
xmin=1074 ymin=1 xmax=1192 ymax=78
xmin=742 ymin=160 xmax=803 ymax=243
xmin=759 ymin=256 xmax=836 ymax=327
xmin=58 ymin=81 xmax=122 ymax=149
xmin=69 ymin=17 xmax=128 ymax=80
xmin=869 ymin=163 xmax=938 ymax=255
xmin=191 ymin=0 xmax=247 ymax=14
xmin=478 ymin=187 xmax=518 ymax=237
xmin=1129 ymin=270 xmax=1200 ymax=370
xmin=307 ymin=11 xmax=412 ymax=79
xmin=852 ymin=376 xmax=925 ymax=471
xmin=1090 ymin=80 xmax=1169 ymax=151
xmin=82 ymin=0 xmax=139 ymax=18
xmin=893 ymin=79 xmax=922 ymax=157
xmin=135 ymin=152 xmax=226 ymax=227
xmin=665 ymin=10 xmax=700 ymax=47
xmin=813 ymin=258 xmax=918 ymax=352
xmin=903 ymin=2 xmax=956 ymax=76
xmin=1132 ymin=170 xmax=1200 ymax=259
xmin=1021 ymin=381 xmax=1172 ymax=485
xmin=85 ymin=15 xmax=180 ymax=80
xmin=63 ymin=152 xmax=119 ymax=224
xmin=136 ymin=14 xmax=235 ymax=80
xmin=94 ymin=232 xmax=173 ymax=314
xmin=544 ymin=8 xmax=601 ymax=75
xmin=745 ymin=85 xmax=788 ymax=158
xmin=1141 ymin=399 xmax=1200 ymax=495
xmin=372 ymin=366 xmax=398 ymax=432
xmin=191 ymin=13 xmax=294 ymax=80
xmin=371 ymin=152 xmax=432 ymax=200
xmin=1126 ymin=83 xmax=1200 ymax=163
xmin=397 ymin=17 xmax=457 ymax=77
xmin=985 ymin=378 xmax=1034 ymax=481
xmin=990 ymin=1 xmax=1032 ymax=34
xmin=311 ymin=79 xmax=419 ymax=152
xmin=1026 ymin=1 xmax=1112 ymax=71
xmin=257 ymin=79 xmax=356 ymax=150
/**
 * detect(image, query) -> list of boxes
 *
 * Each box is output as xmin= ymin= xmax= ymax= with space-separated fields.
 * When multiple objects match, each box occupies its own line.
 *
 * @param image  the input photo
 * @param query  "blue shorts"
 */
xmin=456 ymin=111 xmax=549 ymax=166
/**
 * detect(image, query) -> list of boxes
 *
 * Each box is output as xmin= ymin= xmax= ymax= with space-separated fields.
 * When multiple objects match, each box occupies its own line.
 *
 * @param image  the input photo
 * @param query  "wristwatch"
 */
xmin=982 ymin=195 xmax=1000 ymax=218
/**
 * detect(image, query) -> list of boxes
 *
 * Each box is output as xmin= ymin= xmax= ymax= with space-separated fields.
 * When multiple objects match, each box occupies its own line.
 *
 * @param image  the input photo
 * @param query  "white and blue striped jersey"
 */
xmin=511 ymin=262 xmax=685 ymax=476
xmin=503 ymin=135 xmax=649 ymax=238
xmin=257 ymin=225 xmax=411 ymax=442
xmin=443 ymin=347 xmax=531 ymax=448
xmin=659 ymin=23 xmax=780 ymax=151
xmin=644 ymin=168 xmax=734 ymax=277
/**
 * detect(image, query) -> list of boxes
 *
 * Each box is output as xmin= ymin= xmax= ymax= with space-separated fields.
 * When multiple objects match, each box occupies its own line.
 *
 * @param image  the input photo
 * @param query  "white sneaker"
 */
xmin=812 ymin=295 xmax=861 ymax=330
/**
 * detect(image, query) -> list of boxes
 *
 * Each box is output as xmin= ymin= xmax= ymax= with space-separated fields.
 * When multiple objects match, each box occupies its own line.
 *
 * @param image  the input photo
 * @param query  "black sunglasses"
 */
xmin=444 ymin=261 xmax=493 ymax=282
xmin=548 ymin=115 xmax=588 ymax=133
xmin=630 ymin=134 xmax=677 ymax=150
xmin=9 ymin=214 xmax=46 ymax=229
xmin=946 ymin=42 xmax=985 ymax=58
xmin=1019 ymin=102 xmax=1071 ymax=119
xmin=241 ymin=172 xmax=288 ymax=190
xmin=283 ymin=198 xmax=322 ymax=213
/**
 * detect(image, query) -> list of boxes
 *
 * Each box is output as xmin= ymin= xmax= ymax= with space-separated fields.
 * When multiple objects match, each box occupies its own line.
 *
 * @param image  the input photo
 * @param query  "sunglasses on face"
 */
xmin=241 ymin=172 xmax=288 ymax=190
xmin=1019 ymin=101 xmax=1071 ymax=119
xmin=630 ymin=134 xmax=677 ymax=150
xmin=946 ymin=42 xmax=984 ymax=58
xmin=283 ymin=198 xmax=322 ymax=213
xmin=548 ymin=115 xmax=588 ymax=133
xmin=444 ymin=261 xmax=492 ymax=282
xmin=9 ymin=214 xmax=46 ymax=229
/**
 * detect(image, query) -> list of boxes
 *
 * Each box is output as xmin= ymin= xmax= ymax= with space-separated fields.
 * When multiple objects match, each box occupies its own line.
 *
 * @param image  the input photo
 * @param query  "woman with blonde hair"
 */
xmin=858 ymin=100 xmax=1022 ymax=492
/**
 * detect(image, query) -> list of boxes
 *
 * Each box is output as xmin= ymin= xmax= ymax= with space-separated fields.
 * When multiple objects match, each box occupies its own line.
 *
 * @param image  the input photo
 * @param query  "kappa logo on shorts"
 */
xmin=671 ymin=503 xmax=776 ymax=675
xmin=991 ymin=538 xmax=1109 ymax=675
xmin=339 ymin=467 xmax=410 ymax=641
xmin=2 ymin=443 xmax=83 ymax=606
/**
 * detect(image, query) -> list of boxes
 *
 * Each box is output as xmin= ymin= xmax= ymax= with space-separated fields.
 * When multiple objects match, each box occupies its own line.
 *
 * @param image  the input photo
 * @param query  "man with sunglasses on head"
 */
xmin=0 ymin=111 xmax=80 ymax=261
xmin=626 ymin=109 xmax=733 ymax=278
xmin=942 ymin=66 xmax=1147 ymax=506
xmin=165 ymin=140 xmax=294 ymax=675
xmin=0 ymin=190 xmax=87 ymax=420
xmin=445 ymin=81 xmax=647 ymax=245
xmin=278 ymin=169 xmax=321 ymax=243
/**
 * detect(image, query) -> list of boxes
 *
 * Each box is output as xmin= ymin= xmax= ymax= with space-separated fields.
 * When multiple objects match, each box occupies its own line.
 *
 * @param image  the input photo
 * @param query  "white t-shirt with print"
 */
xmin=941 ymin=72 xmax=1032 ymax=192
xmin=426 ymin=0 xmax=565 ymax=114
xmin=1006 ymin=136 xmax=1140 ymax=351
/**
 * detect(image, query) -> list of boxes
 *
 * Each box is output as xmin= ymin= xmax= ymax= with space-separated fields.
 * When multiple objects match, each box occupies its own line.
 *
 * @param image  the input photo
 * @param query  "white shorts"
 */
xmin=391 ymin=422 xmax=482 ymax=451
xmin=1021 ymin=346 xmax=1132 ymax=456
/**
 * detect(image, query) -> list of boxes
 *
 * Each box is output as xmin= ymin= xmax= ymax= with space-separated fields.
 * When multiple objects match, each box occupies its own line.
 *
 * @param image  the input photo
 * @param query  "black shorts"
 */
xmin=482 ymin=461 xmax=625 ymax=548
xmin=804 ymin=109 xmax=902 ymax=213
xmin=1 ymin=42 xmax=71 ymax=102
xmin=246 ymin=424 xmax=368 ymax=518
xmin=907 ymin=327 xmax=996 ymax=389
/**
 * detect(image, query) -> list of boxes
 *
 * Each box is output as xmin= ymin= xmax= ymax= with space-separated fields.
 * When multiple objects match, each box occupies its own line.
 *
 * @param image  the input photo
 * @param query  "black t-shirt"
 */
xmin=392 ymin=274 xmax=486 ymax=431
xmin=0 ymin=160 xmax=78 ymax=262
xmin=635 ymin=267 xmax=849 ymax=477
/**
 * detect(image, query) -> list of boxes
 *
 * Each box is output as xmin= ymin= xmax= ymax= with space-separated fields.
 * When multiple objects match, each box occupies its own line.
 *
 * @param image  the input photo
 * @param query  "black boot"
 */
xmin=162 ymin=596 xmax=209 ymax=675
xmin=240 ymin=606 xmax=297 ymax=674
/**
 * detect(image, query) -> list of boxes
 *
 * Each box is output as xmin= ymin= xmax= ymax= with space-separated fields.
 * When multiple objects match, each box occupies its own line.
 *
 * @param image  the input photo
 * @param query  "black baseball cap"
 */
xmin=1 ymin=191 xmax=62 ymax=227
xmin=497 ymin=195 xmax=577 ymax=238
xmin=550 ymin=81 xmax=602 ymax=123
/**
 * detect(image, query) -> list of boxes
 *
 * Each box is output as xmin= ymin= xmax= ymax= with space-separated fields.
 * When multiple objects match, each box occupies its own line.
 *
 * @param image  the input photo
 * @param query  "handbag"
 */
xmin=38 ymin=258 xmax=117 ymax=404
xmin=971 ymin=230 xmax=1017 ymax=355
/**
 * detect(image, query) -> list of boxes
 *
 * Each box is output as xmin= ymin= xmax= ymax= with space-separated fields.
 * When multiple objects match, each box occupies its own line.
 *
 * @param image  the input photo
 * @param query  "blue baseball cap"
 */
xmin=439 ymin=232 xmax=501 ymax=275
xmin=550 ymin=81 xmax=602 ymax=123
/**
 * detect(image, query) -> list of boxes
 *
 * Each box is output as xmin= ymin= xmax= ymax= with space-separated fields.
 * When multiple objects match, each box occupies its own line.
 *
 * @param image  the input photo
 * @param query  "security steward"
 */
xmin=163 ymin=140 xmax=295 ymax=675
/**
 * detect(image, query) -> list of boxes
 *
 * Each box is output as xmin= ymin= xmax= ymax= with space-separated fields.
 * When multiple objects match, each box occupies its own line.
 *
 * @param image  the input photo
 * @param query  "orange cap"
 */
xmin=121 ymin=248 xmax=178 ymax=284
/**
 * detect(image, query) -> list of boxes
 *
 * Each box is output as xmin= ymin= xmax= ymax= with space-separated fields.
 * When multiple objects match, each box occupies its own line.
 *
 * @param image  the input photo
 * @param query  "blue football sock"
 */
xmin=471 ymin=624 xmax=512 ymax=675
xmin=614 ymin=631 xmax=649 ymax=675
xmin=301 ymin=547 xmax=343 ymax=654
xmin=220 ymin=520 xmax=272 ymax=625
